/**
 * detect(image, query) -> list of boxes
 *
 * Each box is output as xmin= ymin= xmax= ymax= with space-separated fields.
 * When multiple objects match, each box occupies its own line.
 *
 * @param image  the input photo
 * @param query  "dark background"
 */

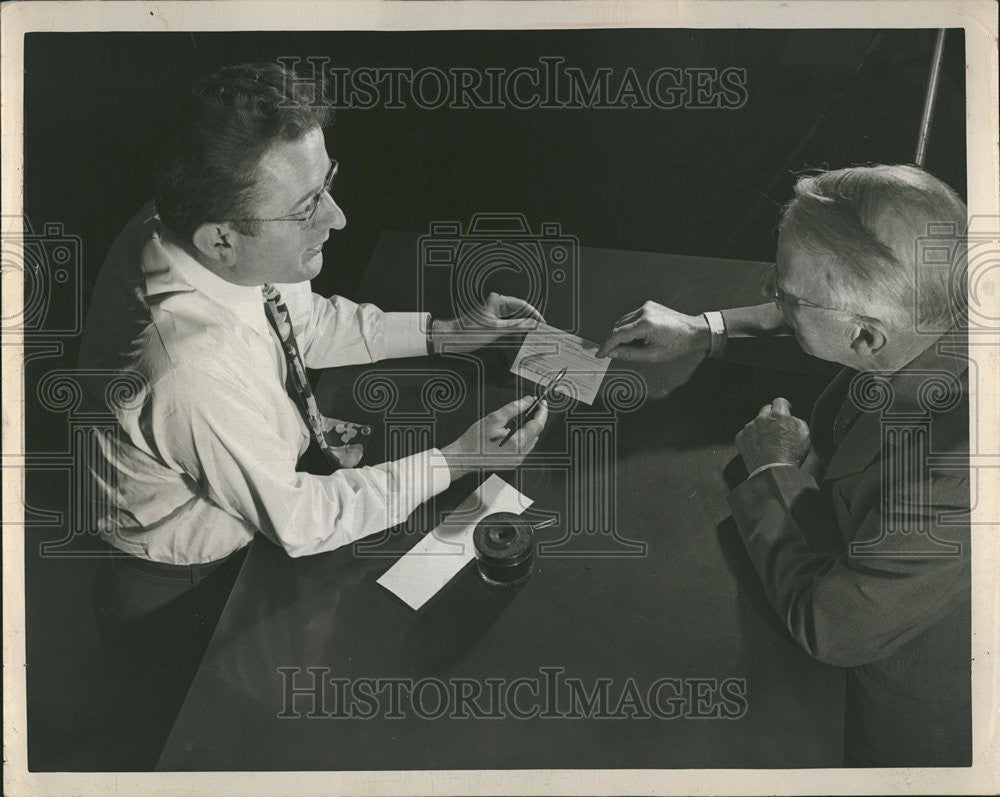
xmin=21 ymin=29 xmax=966 ymax=770
xmin=24 ymin=29 xmax=966 ymax=327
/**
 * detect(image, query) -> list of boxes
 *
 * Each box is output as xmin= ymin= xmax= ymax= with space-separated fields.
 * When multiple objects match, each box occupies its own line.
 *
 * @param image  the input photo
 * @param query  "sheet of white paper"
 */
xmin=376 ymin=475 xmax=533 ymax=610
xmin=510 ymin=323 xmax=611 ymax=405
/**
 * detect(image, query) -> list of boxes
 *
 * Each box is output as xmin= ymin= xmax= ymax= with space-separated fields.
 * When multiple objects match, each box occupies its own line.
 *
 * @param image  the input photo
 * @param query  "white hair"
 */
xmin=778 ymin=164 xmax=967 ymax=331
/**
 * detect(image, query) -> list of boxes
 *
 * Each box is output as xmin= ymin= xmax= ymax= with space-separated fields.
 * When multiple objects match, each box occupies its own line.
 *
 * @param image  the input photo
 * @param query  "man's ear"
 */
xmin=849 ymin=316 xmax=888 ymax=358
xmin=191 ymin=222 xmax=238 ymax=268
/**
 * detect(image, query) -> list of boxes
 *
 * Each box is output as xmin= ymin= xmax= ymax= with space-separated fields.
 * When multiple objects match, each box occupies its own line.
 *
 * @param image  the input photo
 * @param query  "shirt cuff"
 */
xmin=703 ymin=310 xmax=727 ymax=358
xmin=382 ymin=312 xmax=432 ymax=359
xmin=746 ymin=461 xmax=798 ymax=481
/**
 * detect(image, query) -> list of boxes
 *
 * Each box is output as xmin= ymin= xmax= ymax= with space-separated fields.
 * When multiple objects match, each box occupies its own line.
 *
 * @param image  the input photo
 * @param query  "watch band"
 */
xmin=425 ymin=315 xmax=436 ymax=356
xmin=702 ymin=310 xmax=727 ymax=358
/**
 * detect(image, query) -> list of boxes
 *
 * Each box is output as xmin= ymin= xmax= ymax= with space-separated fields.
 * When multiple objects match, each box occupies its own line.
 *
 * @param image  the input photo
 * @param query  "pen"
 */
xmin=498 ymin=367 xmax=567 ymax=448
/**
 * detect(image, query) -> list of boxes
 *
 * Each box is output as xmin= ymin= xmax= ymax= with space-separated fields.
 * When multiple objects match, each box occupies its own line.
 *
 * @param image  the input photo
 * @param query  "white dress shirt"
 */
xmin=77 ymin=203 xmax=452 ymax=564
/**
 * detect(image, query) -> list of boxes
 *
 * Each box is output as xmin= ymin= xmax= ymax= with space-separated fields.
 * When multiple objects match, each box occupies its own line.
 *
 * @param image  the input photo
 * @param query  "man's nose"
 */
xmin=317 ymin=192 xmax=347 ymax=231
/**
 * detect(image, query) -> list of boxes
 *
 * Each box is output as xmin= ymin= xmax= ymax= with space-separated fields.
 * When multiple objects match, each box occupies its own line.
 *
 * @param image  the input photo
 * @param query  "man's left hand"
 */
xmin=735 ymin=397 xmax=811 ymax=474
xmin=432 ymin=292 xmax=544 ymax=354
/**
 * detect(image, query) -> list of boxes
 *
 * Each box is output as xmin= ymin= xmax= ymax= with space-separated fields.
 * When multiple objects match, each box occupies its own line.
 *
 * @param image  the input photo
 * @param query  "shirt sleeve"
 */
xmin=727 ymin=464 xmax=969 ymax=667
xmin=148 ymin=366 xmax=452 ymax=558
xmin=274 ymin=281 xmax=428 ymax=368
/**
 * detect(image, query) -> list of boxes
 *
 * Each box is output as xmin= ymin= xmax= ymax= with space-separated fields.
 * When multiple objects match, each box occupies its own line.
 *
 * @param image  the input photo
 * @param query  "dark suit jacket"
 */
xmin=727 ymin=335 xmax=971 ymax=766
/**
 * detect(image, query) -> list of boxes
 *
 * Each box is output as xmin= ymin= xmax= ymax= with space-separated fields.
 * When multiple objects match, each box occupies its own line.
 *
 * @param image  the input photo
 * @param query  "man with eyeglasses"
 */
xmin=597 ymin=164 xmax=970 ymax=767
xmin=76 ymin=62 xmax=548 ymax=760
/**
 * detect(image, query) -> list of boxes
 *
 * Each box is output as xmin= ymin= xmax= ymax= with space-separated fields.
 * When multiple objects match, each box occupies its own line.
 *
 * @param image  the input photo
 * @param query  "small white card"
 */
xmin=510 ymin=323 xmax=611 ymax=405
xmin=376 ymin=475 xmax=533 ymax=610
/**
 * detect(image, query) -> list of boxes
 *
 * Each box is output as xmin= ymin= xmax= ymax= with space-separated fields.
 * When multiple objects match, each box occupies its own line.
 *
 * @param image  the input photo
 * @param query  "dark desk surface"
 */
xmin=157 ymin=234 xmax=843 ymax=770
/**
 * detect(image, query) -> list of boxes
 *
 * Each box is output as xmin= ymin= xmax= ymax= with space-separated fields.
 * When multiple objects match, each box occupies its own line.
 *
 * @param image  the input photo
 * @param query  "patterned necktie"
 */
xmin=262 ymin=283 xmax=370 ymax=469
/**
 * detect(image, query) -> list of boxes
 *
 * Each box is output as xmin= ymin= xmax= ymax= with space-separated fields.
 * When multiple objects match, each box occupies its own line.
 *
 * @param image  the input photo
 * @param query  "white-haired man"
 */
xmin=598 ymin=164 xmax=970 ymax=766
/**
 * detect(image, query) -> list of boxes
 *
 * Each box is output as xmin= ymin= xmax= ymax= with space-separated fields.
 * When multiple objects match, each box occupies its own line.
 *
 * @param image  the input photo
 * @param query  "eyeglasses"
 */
xmin=230 ymin=159 xmax=338 ymax=229
xmin=759 ymin=263 xmax=850 ymax=313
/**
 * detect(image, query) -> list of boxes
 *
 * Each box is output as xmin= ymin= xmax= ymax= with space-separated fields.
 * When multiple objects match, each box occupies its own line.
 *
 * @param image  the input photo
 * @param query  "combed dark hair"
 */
xmin=778 ymin=164 xmax=967 ymax=331
xmin=154 ymin=62 xmax=333 ymax=240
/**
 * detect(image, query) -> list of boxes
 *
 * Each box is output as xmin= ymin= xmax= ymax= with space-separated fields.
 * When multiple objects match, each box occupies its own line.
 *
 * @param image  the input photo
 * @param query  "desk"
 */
xmin=157 ymin=234 xmax=843 ymax=770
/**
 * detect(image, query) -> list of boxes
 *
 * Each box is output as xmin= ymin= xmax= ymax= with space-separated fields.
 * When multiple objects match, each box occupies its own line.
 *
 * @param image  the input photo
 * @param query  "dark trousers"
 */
xmin=92 ymin=543 xmax=248 ymax=768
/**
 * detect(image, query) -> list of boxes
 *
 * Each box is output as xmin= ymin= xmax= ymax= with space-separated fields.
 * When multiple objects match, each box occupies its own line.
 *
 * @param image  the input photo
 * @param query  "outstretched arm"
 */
xmin=596 ymin=301 xmax=786 ymax=362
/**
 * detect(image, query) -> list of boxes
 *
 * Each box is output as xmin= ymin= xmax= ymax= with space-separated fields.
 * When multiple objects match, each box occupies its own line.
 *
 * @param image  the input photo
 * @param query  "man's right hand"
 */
xmin=440 ymin=395 xmax=548 ymax=480
xmin=595 ymin=301 xmax=711 ymax=362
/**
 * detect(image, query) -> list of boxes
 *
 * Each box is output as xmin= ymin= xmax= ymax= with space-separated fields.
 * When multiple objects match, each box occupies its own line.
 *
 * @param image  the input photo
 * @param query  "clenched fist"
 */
xmin=735 ymin=397 xmax=811 ymax=474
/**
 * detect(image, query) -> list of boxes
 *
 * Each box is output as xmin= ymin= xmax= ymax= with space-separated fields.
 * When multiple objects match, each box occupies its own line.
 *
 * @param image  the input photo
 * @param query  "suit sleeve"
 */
xmin=719 ymin=303 xmax=788 ymax=338
xmin=719 ymin=304 xmax=837 ymax=375
xmin=728 ymin=464 xmax=969 ymax=666
xmin=148 ymin=367 xmax=451 ymax=558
